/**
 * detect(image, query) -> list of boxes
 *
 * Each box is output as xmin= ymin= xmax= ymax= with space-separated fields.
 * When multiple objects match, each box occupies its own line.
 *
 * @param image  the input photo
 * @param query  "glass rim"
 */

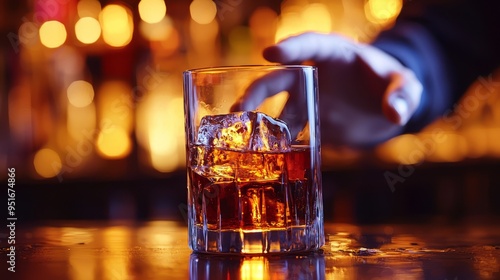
xmin=183 ymin=64 xmax=316 ymax=74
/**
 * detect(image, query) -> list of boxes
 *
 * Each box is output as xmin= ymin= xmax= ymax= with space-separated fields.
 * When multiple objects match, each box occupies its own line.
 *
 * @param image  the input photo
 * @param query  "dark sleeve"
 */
xmin=372 ymin=0 xmax=500 ymax=132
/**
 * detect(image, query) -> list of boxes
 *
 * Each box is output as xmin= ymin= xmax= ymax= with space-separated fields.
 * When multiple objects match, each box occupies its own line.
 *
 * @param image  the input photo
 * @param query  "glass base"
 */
xmin=189 ymin=224 xmax=324 ymax=254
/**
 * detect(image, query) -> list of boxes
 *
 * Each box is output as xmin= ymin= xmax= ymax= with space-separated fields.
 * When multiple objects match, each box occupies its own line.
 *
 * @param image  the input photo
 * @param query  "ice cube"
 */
xmin=196 ymin=111 xmax=291 ymax=152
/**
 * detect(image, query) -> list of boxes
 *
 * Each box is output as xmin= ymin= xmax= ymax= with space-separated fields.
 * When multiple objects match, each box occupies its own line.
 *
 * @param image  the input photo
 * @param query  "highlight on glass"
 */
xmin=183 ymin=65 xmax=324 ymax=254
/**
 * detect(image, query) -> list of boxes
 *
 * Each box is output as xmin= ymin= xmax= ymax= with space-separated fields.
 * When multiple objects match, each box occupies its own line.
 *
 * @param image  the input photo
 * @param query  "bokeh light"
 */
xmin=97 ymin=126 xmax=132 ymax=159
xmin=67 ymin=80 xmax=95 ymax=107
xmin=95 ymin=80 xmax=133 ymax=159
xmin=301 ymin=3 xmax=332 ymax=33
xmin=275 ymin=5 xmax=302 ymax=43
xmin=10 ymin=0 xmax=500 ymax=184
xmin=100 ymin=4 xmax=134 ymax=47
xmin=97 ymin=80 xmax=133 ymax=134
xmin=67 ymin=102 xmax=96 ymax=141
xmin=487 ymin=127 xmax=500 ymax=157
xmin=139 ymin=15 xmax=173 ymax=41
xmin=149 ymin=28 xmax=181 ymax=56
xmin=426 ymin=133 xmax=468 ymax=163
xmin=75 ymin=17 xmax=101 ymax=44
xmin=190 ymin=0 xmax=217 ymax=24
xmin=149 ymin=97 xmax=184 ymax=172
xmin=188 ymin=19 xmax=220 ymax=66
xmin=189 ymin=19 xmax=219 ymax=46
xmin=77 ymin=0 xmax=102 ymax=18
xmin=274 ymin=3 xmax=332 ymax=43
xmin=33 ymin=148 xmax=62 ymax=178
xmin=376 ymin=134 xmax=425 ymax=165
xmin=18 ymin=21 xmax=39 ymax=46
xmin=138 ymin=0 xmax=167 ymax=24
xmin=249 ymin=7 xmax=278 ymax=38
xmin=39 ymin=20 xmax=67 ymax=48
xmin=136 ymin=76 xmax=185 ymax=173
xmin=228 ymin=26 xmax=251 ymax=53
xmin=365 ymin=0 xmax=403 ymax=23
xmin=462 ymin=126 xmax=488 ymax=158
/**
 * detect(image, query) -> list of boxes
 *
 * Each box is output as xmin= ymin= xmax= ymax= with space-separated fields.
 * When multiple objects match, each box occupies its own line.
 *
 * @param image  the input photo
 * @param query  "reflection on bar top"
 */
xmin=7 ymin=221 xmax=500 ymax=280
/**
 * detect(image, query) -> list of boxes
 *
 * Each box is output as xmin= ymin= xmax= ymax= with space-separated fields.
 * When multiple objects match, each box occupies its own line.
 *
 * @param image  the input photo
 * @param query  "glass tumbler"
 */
xmin=183 ymin=65 xmax=324 ymax=254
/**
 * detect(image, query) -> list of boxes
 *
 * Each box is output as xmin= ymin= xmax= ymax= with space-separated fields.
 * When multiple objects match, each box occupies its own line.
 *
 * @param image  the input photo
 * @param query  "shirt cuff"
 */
xmin=372 ymin=21 xmax=453 ymax=133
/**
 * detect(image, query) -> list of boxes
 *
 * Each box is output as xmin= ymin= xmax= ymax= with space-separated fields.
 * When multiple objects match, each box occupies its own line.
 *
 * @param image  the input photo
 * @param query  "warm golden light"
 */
xmin=97 ymin=81 xmax=133 ymax=134
xmin=67 ymin=103 xmax=96 ymax=141
xmin=100 ymin=4 xmax=134 ymax=47
xmin=139 ymin=15 xmax=173 ymax=41
xmin=18 ymin=21 xmax=39 ymax=46
xmin=189 ymin=19 xmax=219 ymax=46
xmin=426 ymin=133 xmax=467 ymax=162
xmin=39 ymin=20 xmax=67 ymax=48
xmin=228 ymin=26 xmax=251 ymax=54
xmin=77 ymin=0 xmax=102 ymax=18
xmin=136 ymin=86 xmax=185 ymax=172
xmin=188 ymin=19 xmax=220 ymax=66
xmin=149 ymin=134 xmax=181 ymax=171
xmin=462 ymin=126 xmax=488 ymax=158
xmin=33 ymin=148 xmax=62 ymax=178
xmin=150 ymin=28 xmax=181 ymax=57
xmin=138 ymin=0 xmax=166 ymax=24
xmin=137 ymin=221 xmax=175 ymax=247
xmin=189 ymin=19 xmax=219 ymax=59
xmin=275 ymin=7 xmax=304 ymax=43
xmin=103 ymin=226 xmax=131 ymax=248
xmin=67 ymin=80 xmax=95 ymax=107
xmin=376 ymin=134 xmax=425 ymax=164
xmin=274 ymin=3 xmax=332 ymax=43
xmin=60 ymin=227 xmax=95 ymax=245
xmin=486 ymin=127 xmax=500 ymax=157
xmin=190 ymin=0 xmax=217 ymax=24
xmin=102 ymin=227 xmax=131 ymax=279
xmin=256 ymin=91 xmax=288 ymax=119
xmin=301 ymin=3 xmax=332 ymax=33
xmin=69 ymin=247 xmax=96 ymax=280
xmin=249 ymin=7 xmax=278 ymax=38
xmin=75 ymin=17 xmax=101 ymax=44
xmin=65 ymin=228 xmax=98 ymax=279
xmin=96 ymin=126 xmax=131 ymax=159
xmin=365 ymin=0 xmax=403 ymax=23
xmin=241 ymin=258 xmax=266 ymax=280
xmin=96 ymin=81 xmax=133 ymax=159
xmin=138 ymin=222 xmax=186 ymax=270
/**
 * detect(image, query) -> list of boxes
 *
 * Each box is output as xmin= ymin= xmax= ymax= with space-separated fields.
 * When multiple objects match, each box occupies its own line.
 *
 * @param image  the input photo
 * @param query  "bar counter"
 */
xmin=3 ymin=221 xmax=499 ymax=279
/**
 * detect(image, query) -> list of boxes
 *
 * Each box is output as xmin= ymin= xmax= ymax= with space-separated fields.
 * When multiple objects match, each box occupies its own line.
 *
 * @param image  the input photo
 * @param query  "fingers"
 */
xmin=230 ymin=68 xmax=308 ymax=140
xmin=279 ymin=92 xmax=308 ymax=139
xmin=230 ymin=69 xmax=297 ymax=112
xmin=382 ymin=69 xmax=423 ymax=125
xmin=263 ymin=32 xmax=357 ymax=64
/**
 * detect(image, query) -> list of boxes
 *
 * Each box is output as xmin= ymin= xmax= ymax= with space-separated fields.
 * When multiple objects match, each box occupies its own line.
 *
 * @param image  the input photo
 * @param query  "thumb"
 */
xmin=382 ymin=70 xmax=423 ymax=125
xmin=263 ymin=32 xmax=357 ymax=64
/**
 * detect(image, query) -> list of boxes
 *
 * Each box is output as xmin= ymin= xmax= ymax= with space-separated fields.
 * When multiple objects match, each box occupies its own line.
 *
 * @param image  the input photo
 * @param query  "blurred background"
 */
xmin=1 ymin=0 xmax=499 ymax=223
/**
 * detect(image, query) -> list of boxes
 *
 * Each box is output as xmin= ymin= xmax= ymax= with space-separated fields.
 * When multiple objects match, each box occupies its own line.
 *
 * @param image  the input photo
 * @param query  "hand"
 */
xmin=232 ymin=32 xmax=423 ymax=148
